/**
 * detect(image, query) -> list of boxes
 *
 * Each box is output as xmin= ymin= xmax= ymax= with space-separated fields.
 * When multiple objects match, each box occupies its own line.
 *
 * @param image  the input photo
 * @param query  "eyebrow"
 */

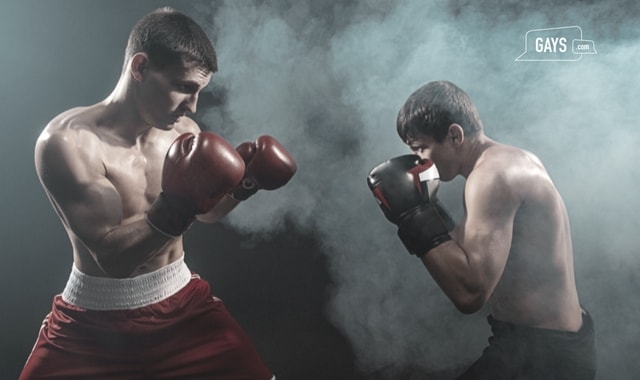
xmin=175 ymin=80 xmax=206 ymax=92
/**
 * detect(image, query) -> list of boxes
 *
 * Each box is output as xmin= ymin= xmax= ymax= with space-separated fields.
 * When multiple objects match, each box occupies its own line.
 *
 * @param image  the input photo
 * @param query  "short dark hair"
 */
xmin=126 ymin=7 xmax=217 ymax=73
xmin=397 ymin=80 xmax=483 ymax=143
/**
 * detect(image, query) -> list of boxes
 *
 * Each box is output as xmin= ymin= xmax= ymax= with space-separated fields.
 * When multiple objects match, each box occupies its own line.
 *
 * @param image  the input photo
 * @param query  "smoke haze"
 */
xmin=3 ymin=0 xmax=638 ymax=378
xmin=184 ymin=0 xmax=640 ymax=377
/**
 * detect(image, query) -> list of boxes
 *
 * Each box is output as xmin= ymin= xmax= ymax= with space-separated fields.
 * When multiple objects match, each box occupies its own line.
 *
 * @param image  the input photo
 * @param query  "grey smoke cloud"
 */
xmin=190 ymin=0 xmax=639 ymax=377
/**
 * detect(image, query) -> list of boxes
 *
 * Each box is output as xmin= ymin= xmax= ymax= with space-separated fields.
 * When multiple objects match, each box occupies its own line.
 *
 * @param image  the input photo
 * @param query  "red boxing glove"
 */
xmin=231 ymin=135 xmax=297 ymax=200
xmin=147 ymin=132 xmax=246 ymax=236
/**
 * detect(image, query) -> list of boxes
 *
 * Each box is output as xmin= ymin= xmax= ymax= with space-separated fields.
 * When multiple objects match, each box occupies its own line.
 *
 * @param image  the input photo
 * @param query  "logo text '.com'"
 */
xmin=515 ymin=26 xmax=597 ymax=62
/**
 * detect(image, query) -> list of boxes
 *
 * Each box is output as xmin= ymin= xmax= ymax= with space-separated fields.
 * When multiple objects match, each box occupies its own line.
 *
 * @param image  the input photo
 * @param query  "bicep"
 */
xmin=36 ymin=133 xmax=123 ymax=247
xmin=457 ymin=173 xmax=520 ymax=291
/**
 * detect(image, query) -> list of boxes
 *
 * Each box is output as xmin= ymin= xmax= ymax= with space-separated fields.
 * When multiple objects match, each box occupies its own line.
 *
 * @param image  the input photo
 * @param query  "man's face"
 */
xmin=406 ymin=133 xmax=457 ymax=182
xmin=138 ymin=61 xmax=212 ymax=129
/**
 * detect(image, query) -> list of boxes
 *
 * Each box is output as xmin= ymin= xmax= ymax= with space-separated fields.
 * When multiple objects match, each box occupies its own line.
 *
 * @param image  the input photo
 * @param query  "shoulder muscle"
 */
xmin=35 ymin=121 xmax=122 ymax=245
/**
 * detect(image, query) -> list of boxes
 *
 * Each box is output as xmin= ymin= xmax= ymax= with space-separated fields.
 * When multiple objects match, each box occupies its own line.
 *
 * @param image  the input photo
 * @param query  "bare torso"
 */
xmin=470 ymin=144 xmax=582 ymax=331
xmin=36 ymin=102 xmax=198 ymax=277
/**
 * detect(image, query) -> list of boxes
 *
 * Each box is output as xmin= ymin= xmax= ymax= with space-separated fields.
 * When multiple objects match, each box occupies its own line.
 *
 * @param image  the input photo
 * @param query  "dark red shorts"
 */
xmin=20 ymin=276 xmax=273 ymax=380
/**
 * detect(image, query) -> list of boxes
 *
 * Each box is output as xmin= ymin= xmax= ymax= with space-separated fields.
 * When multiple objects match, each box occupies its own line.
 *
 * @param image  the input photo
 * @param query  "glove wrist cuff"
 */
xmin=230 ymin=178 xmax=259 ymax=201
xmin=397 ymin=204 xmax=453 ymax=257
xmin=146 ymin=193 xmax=196 ymax=237
xmin=399 ymin=229 xmax=451 ymax=257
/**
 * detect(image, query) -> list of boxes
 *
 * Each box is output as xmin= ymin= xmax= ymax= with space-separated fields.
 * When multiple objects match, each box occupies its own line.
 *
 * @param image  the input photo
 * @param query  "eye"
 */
xmin=411 ymin=146 xmax=427 ymax=154
xmin=176 ymin=83 xmax=197 ymax=94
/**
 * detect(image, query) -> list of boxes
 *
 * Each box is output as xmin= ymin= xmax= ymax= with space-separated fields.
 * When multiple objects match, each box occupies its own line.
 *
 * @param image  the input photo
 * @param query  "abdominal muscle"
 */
xmin=70 ymin=236 xmax=185 ymax=278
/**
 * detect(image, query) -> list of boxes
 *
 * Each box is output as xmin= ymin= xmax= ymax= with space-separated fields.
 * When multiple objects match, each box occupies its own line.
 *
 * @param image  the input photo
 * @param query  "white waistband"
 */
xmin=61 ymin=256 xmax=193 ymax=310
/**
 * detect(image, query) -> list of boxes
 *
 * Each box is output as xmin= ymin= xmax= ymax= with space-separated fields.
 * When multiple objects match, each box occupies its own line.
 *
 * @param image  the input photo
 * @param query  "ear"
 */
xmin=448 ymin=124 xmax=464 ymax=145
xmin=129 ymin=53 xmax=150 ymax=81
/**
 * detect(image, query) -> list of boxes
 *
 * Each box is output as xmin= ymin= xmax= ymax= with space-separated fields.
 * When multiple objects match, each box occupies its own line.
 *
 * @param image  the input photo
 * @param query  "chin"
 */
xmin=439 ymin=172 xmax=455 ymax=182
xmin=154 ymin=123 xmax=175 ymax=131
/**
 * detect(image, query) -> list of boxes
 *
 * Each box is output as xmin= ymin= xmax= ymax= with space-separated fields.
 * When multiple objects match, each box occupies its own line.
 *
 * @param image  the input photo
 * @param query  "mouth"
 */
xmin=169 ymin=114 xmax=184 ymax=123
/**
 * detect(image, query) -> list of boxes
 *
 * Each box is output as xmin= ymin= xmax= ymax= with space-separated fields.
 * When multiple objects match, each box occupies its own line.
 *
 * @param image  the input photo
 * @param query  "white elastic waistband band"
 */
xmin=61 ymin=256 xmax=192 ymax=310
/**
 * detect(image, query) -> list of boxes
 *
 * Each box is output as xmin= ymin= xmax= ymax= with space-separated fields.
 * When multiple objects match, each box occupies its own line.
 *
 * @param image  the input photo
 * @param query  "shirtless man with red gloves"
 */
xmin=21 ymin=7 xmax=295 ymax=380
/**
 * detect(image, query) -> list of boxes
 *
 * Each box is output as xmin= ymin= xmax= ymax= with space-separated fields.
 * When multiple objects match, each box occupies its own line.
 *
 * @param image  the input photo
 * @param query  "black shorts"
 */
xmin=456 ymin=310 xmax=596 ymax=380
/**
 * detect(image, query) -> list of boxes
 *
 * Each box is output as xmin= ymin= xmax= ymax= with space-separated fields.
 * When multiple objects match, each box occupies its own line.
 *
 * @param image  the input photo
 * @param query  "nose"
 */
xmin=414 ymin=150 xmax=429 ymax=161
xmin=184 ymin=93 xmax=198 ymax=114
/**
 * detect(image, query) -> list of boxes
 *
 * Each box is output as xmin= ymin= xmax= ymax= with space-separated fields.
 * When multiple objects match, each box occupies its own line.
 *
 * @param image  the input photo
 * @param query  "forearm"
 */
xmin=196 ymin=195 xmax=240 ymax=223
xmin=93 ymin=217 xmax=176 ymax=278
xmin=419 ymin=240 xmax=487 ymax=314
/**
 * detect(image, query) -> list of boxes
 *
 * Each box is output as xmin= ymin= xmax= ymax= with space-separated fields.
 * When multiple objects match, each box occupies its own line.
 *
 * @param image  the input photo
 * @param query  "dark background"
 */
xmin=1 ymin=1 xmax=639 ymax=379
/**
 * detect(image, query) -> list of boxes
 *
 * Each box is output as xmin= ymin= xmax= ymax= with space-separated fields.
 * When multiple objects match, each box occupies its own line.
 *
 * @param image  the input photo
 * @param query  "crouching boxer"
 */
xmin=367 ymin=80 xmax=596 ymax=379
xmin=21 ymin=7 xmax=295 ymax=380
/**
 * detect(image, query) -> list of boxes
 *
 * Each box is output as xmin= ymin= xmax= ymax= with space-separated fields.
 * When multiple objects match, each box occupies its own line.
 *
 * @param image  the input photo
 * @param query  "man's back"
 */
xmin=392 ymin=80 xmax=595 ymax=379
xmin=470 ymin=143 xmax=583 ymax=331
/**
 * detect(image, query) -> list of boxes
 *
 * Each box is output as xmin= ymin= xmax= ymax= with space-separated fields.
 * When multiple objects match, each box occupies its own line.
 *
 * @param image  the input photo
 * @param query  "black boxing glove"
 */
xmin=367 ymin=155 xmax=454 ymax=256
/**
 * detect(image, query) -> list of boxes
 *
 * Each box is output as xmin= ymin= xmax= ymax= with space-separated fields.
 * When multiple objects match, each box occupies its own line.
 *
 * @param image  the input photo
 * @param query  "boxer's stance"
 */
xmin=20 ymin=7 xmax=296 ymax=380
xmin=368 ymin=81 xmax=595 ymax=379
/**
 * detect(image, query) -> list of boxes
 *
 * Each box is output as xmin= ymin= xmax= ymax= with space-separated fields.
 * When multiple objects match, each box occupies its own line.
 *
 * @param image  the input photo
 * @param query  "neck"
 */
xmin=100 ymin=75 xmax=154 ymax=144
xmin=459 ymin=133 xmax=495 ymax=178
